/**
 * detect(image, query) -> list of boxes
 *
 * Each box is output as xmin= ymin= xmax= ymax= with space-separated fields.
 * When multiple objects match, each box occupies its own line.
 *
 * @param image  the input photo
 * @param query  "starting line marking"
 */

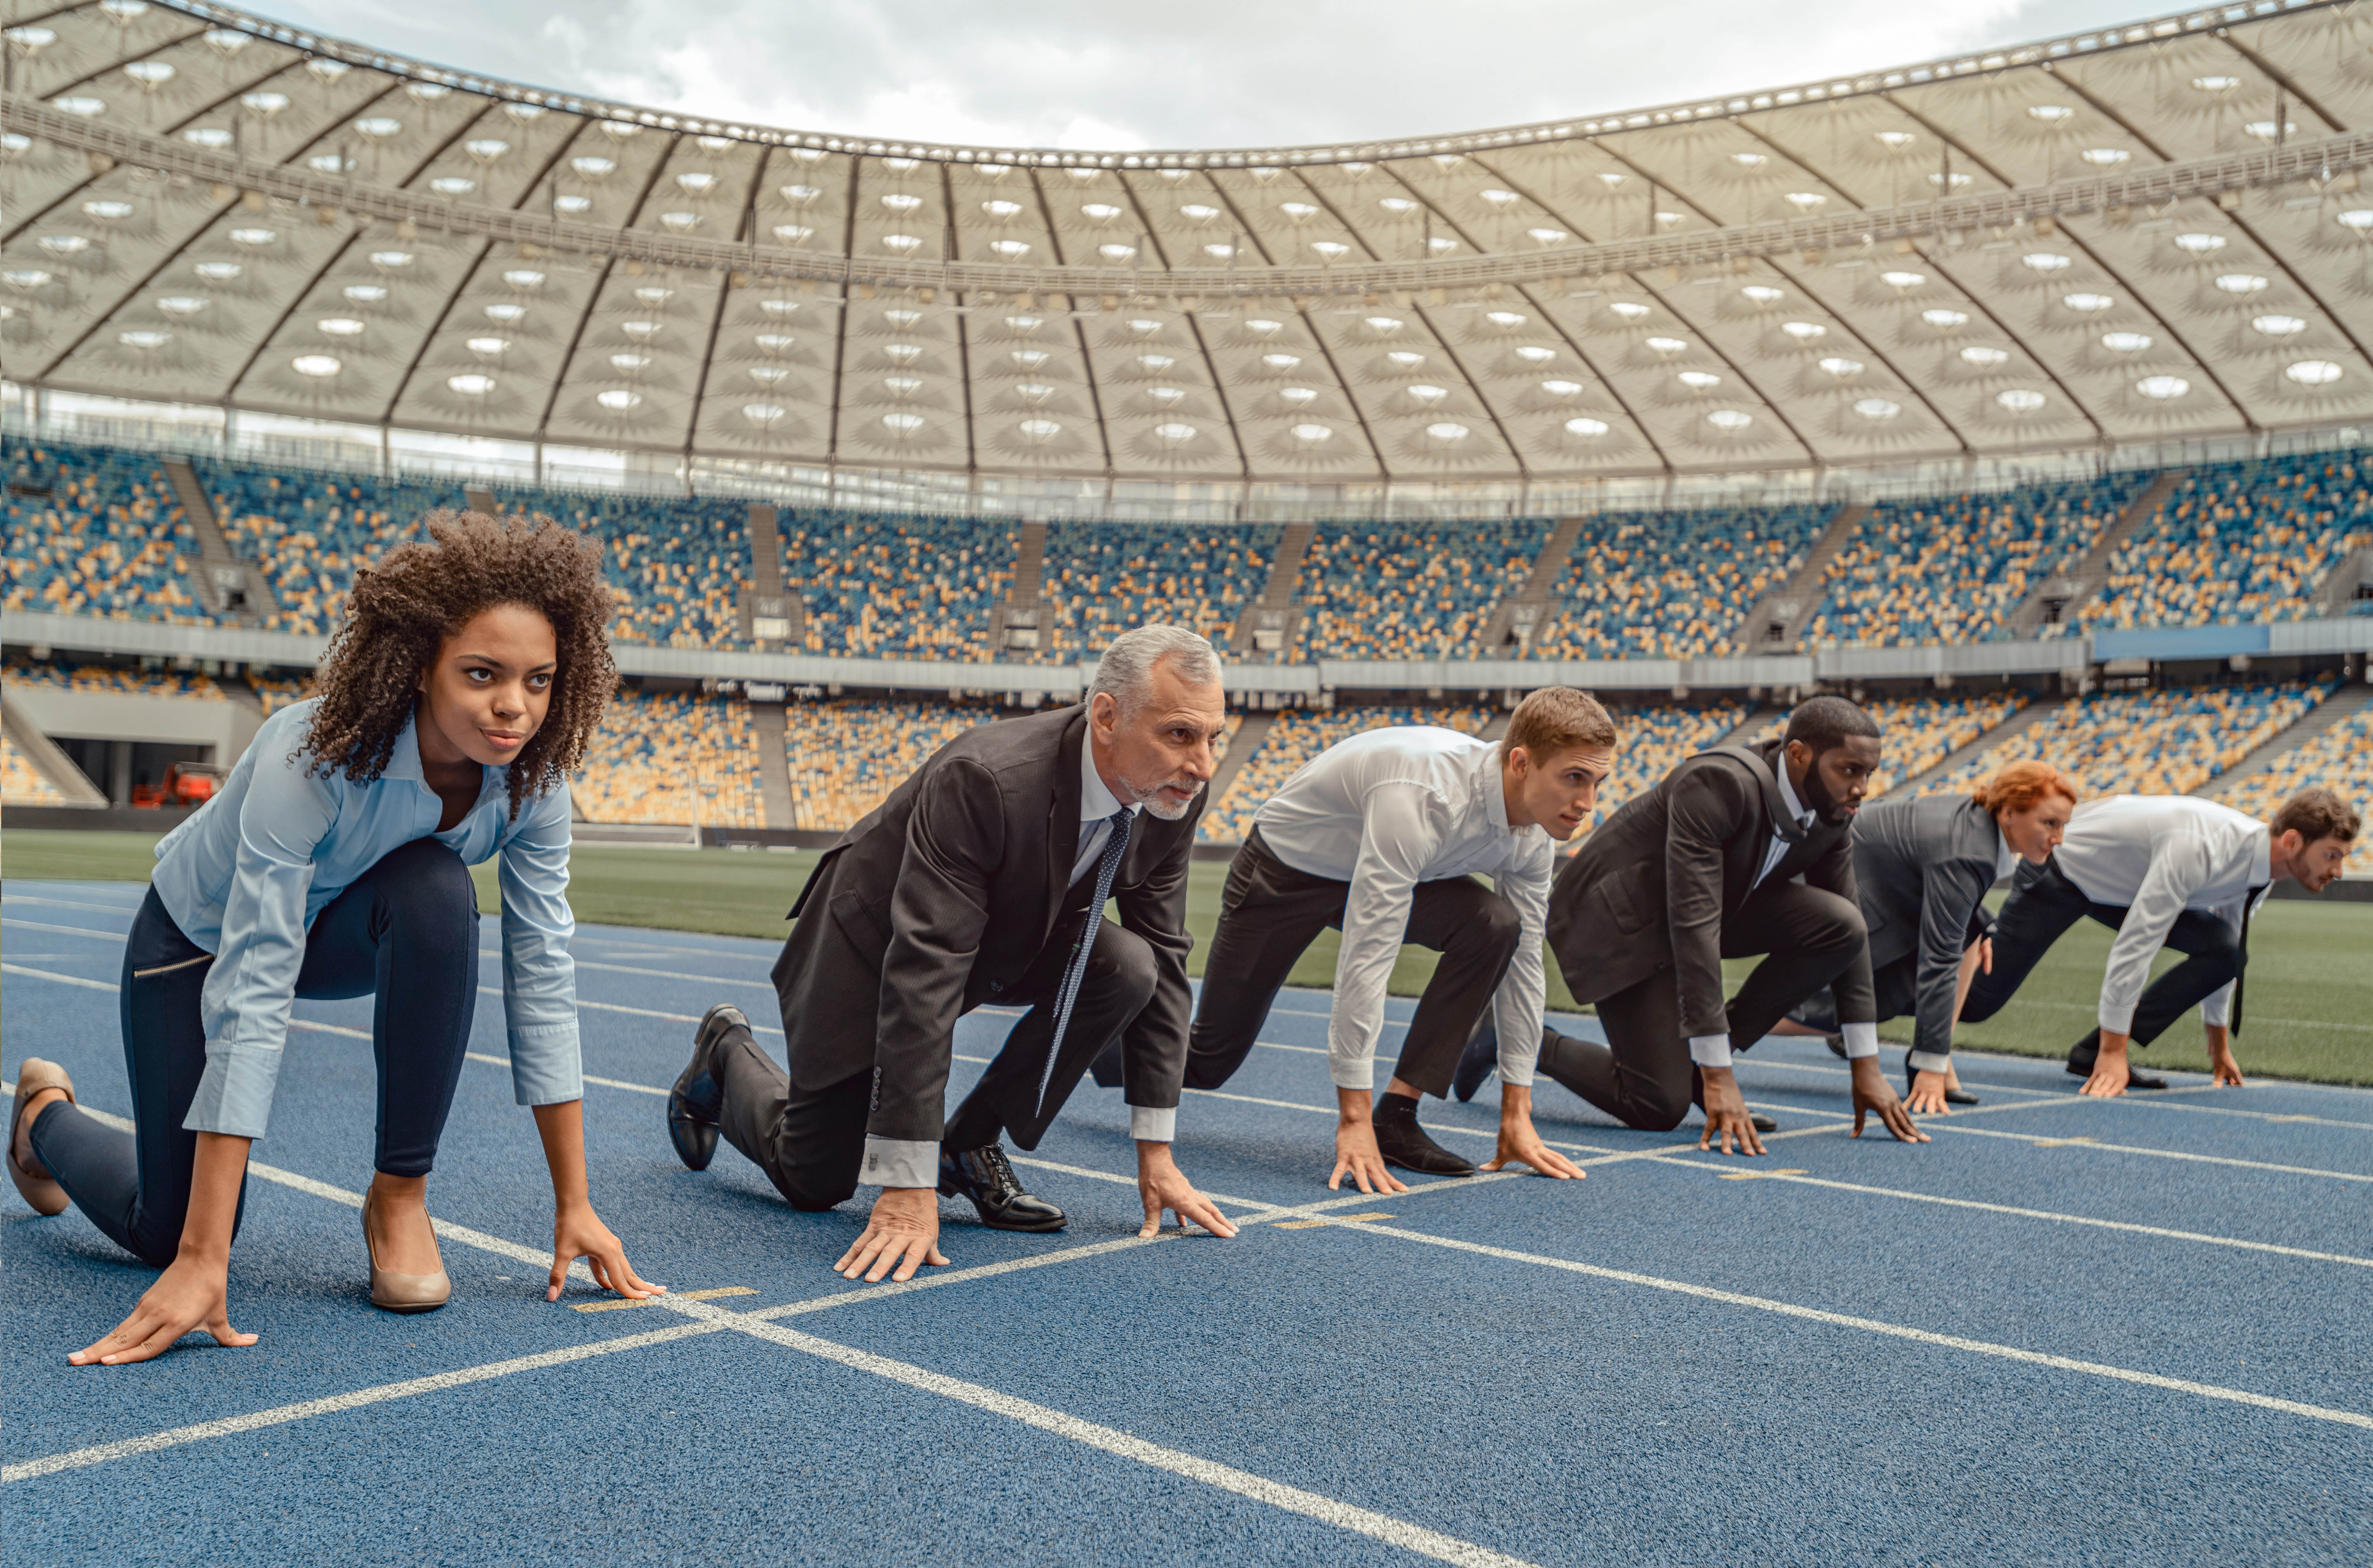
xmin=573 ymin=1285 xmax=754 ymax=1314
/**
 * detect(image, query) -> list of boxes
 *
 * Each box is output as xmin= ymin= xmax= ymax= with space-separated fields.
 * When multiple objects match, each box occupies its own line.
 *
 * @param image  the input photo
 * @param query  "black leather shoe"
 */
xmin=1372 ymin=1103 xmax=1477 ymax=1177
xmin=1453 ymin=1022 xmax=1501 ymax=1102
xmin=1088 ymin=1038 xmax=1125 ymax=1090
xmin=1823 ymin=1034 xmax=1847 ymax=1060
xmin=2066 ymin=1042 xmax=2166 ymax=1090
xmin=667 ymin=1004 xmax=741 ymax=1171
xmin=938 ymin=1145 xmax=1067 ymax=1232
xmin=1751 ymin=1113 xmax=1778 ymax=1133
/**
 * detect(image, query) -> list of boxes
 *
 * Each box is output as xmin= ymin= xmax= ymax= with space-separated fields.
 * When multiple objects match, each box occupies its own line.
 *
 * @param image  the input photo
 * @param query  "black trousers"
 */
xmin=1182 ymin=828 xmax=1522 ymax=1099
xmin=1960 ymin=857 xmax=2243 ymax=1053
xmin=28 ymin=841 xmax=480 ymax=1269
xmin=717 ymin=909 xmax=1159 ymax=1211
xmin=1542 ymin=880 xmax=1865 ymax=1132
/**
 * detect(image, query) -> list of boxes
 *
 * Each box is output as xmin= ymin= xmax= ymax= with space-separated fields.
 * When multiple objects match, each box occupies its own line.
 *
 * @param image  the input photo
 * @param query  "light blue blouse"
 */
xmin=152 ymin=698 xmax=582 ymax=1140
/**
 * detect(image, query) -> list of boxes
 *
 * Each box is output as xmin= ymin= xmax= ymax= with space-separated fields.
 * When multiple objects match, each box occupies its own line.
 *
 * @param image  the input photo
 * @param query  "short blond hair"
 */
xmin=1503 ymin=687 xmax=1617 ymax=765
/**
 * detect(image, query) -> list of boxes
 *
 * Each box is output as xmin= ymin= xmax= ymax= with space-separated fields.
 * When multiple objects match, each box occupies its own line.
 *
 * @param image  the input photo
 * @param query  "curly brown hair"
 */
xmin=303 ymin=510 xmax=617 ymax=818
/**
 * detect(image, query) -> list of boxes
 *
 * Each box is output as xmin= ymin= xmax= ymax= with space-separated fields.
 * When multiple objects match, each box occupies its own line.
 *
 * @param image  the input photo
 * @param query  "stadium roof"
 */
xmin=6 ymin=0 xmax=2373 ymax=488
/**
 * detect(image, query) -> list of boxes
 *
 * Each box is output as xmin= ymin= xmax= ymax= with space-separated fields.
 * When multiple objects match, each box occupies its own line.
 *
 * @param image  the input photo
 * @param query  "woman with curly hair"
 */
xmin=9 ymin=511 xmax=662 ymax=1364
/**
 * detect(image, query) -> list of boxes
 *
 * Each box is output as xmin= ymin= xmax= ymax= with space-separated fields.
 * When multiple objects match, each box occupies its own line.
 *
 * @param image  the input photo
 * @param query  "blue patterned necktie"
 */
xmin=1038 ymin=806 xmax=1135 ymax=1117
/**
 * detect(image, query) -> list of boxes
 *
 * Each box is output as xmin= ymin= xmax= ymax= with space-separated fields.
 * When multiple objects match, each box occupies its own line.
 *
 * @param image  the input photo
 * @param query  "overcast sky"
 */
xmin=266 ymin=0 xmax=2165 ymax=150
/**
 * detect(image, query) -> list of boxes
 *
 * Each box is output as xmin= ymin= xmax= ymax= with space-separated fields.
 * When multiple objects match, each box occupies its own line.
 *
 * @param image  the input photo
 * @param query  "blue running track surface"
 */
xmin=5 ymin=880 xmax=2370 ymax=1566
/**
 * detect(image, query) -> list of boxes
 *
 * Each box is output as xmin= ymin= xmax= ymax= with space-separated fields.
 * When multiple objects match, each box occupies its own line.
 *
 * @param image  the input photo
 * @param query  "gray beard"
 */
xmin=1125 ymin=774 xmax=1204 ymax=821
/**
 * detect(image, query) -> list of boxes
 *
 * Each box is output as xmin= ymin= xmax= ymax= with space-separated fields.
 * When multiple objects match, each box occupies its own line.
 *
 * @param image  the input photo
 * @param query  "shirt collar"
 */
xmin=385 ymin=711 xmax=426 ymax=781
xmin=1476 ymin=740 xmax=1514 ymax=832
xmin=1994 ymin=822 xmax=2020 ymax=881
xmin=2250 ymin=824 xmax=2272 ymax=888
xmin=1080 ymin=737 xmax=1138 ymax=823
xmin=1775 ymin=759 xmax=1813 ymax=829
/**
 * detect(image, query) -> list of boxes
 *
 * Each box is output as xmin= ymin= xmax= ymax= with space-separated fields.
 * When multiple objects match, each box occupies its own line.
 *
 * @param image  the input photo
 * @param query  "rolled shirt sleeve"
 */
xmin=183 ymin=740 xmax=338 ymax=1139
xmin=2097 ymin=824 xmax=2214 ymax=1036
xmin=1327 ymin=781 xmax=1446 ymax=1090
xmin=497 ymin=783 xmax=584 ymax=1107
xmin=1489 ymin=844 xmax=1554 ymax=1088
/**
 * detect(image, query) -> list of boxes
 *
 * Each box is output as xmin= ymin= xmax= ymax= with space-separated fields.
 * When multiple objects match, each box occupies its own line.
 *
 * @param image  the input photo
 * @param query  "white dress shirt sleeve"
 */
xmin=1327 ymin=780 xmax=1447 ymax=1090
xmin=2098 ymin=821 xmax=2216 ymax=1036
xmin=1489 ymin=846 xmax=1553 ymax=1087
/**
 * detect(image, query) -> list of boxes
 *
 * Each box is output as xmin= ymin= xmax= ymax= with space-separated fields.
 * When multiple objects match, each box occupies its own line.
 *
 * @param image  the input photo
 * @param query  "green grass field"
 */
xmin=8 ymin=828 xmax=2368 ymax=1086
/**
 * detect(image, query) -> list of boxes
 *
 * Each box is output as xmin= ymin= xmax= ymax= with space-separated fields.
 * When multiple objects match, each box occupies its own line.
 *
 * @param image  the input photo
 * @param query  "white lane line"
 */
xmin=665 ymin=1298 xmax=1542 ymax=1568
xmin=573 ymin=958 xmax=774 ymax=990
xmin=1642 ymin=1156 xmax=2373 ymax=1269
xmin=2 ymin=963 xmax=116 ymax=994
xmin=2 ymin=918 xmax=128 ymax=940
xmin=1928 ymin=1123 xmax=2373 ymax=1183
xmin=1738 ymin=1057 xmax=2373 ymax=1129
xmin=1346 ymin=1221 xmax=2373 ymax=1432
xmin=1 ymin=895 xmax=142 ymax=916
xmin=0 ymin=1319 xmax=728 ymax=1483
xmin=464 ymin=1051 xmax=665 ymax=1098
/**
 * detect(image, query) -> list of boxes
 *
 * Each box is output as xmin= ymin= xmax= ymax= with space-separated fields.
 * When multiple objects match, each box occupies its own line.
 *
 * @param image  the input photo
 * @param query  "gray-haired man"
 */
xmin=667 ymin=624 xmax=1238 ymax=1283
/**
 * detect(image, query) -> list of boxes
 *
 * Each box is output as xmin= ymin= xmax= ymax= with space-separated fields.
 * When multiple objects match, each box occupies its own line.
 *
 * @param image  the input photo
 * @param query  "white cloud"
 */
xmin=264 ymin=0 xmax=2158 ymax=151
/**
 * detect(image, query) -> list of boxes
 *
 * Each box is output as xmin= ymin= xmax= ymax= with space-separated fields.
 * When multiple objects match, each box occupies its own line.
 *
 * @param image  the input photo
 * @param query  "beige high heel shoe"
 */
xmin=9 ymin=1059 xmax=76 ymax=1217
xmin=361 ymin=1188 xmax=451 ymax=1313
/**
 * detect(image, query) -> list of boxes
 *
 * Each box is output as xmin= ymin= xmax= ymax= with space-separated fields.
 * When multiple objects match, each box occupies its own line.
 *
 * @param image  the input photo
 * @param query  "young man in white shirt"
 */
xmin=1958 ymin=786 xmax=2359 ymax=1095
xmin=1159 ymin=688 xmax=1616 ymax=1192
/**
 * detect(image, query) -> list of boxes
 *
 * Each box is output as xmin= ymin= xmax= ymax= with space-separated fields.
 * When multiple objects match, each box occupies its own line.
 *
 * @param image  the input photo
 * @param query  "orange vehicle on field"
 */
xmin=130 ymin=762 xmax=225 ymax=809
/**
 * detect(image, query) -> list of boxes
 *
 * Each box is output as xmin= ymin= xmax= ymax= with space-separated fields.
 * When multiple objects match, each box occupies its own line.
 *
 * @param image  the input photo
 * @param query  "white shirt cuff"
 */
xmin=1129 ymin=1105 xmax=1176 ymax=1143
xmin=1687 ymin=1034 xmax=1734 ymax=1070
xmin=2097 ymin=1000 xmax=2138 ymax=1036
xmin=1839 ymin=1022 xmax=1880 ymax=1060
xmin=859 ymin=1136 xmax=940 ymax=1190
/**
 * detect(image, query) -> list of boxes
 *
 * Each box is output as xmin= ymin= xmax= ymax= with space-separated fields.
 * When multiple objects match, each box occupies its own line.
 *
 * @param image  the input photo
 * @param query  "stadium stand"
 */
xmin=1197 ymin=705 xmax=1495 ymax=844
xmin=571 ymin=687 xmax=767 ymax=828
xmin=1588 ymin=702 xmax=1750 ymax=830
xmin=1527 ymin=505 xmax=1827 ymax=660
xmin=492 ymin=488 xmax=750 ymax=650
xmin=1920 ymin=680 xmax=2334 ymax=800
xmin=1298 ymin=519 xmax=1547 ymax=661
xmin=1 ymin=731 xmax=65 ymax=805
xmin=195 ymin=459 xmax=464 ymax=637
xmin=1806 ymin=474 xmax=2153 ymax=647
xmin=2086 ymin=454 xmax=2373 ymax=629
xmin=246 ymin=674 xmax=317 ymax=715
xmin=2215 ymin=701 xmax=2373 ymax=876
xmin=1729 ymin=693 xmax=2027 ymax=796
xmin=3 ymin=442 xmax=214 ymax=623
xmin=782 ymin=513 xmax=1016 ymax=659
xmin=782 ymin=699 xmax=1002 ymax=830
xmin=1043 ymin=522 xmax=1280 ymax=657
xmin=2 ymin=655 xmax=226 ymax=702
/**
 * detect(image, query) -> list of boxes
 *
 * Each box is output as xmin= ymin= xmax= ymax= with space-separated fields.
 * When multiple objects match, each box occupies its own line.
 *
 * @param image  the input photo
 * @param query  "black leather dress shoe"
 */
xmin=2066 ymin=1043 xmax=2166 ymax=1090
xmin=1372 ymin=1106 xmax=1477 ymax=1177
xmin=938 ymin=1145 xmax=1067 ymax=1232
xmin=1823 ymin=1034 xmax=1848 ymax=1060
xmin=1452 ymin=1023 xmax=1501 ymax=1102
xmin=1750 ymin=1113 xmax=1778 ymax=1133
xmin=667 ymin=1004 xmax=741 ymax=1171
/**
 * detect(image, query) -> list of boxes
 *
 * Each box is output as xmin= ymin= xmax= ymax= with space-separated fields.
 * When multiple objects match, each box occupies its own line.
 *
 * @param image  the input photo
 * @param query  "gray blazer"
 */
xmin=776 ymin=705 xmax=1200 ymax=1148
xmin=1850 ymin=792 xmax=2002 ymax=1057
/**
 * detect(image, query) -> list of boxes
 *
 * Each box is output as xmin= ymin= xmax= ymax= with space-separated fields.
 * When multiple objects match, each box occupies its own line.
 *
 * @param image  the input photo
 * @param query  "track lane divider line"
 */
xmin=1342 ymin=1221 xmax=2373 ymax=1432
xmin=655 ymin=1295 xmax=1545 ymax=1568
xmin=1927 ymin=1122 xmax=2373 ymax=1183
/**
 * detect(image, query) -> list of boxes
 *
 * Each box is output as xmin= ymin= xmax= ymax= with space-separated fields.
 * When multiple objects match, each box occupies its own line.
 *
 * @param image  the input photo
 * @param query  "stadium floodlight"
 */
xmin=1408 ymin=385 xmax=1449 ymax=405
xmin=1678 ymin=370 xmax=1722 ymax=390
xmin=1610 ymin=301 xmax=1652 ymax=321
xmin=1154 ymin=422 xmax=1197 ymax=446
xmin=1291 ymin=423 xmax=1333 ymax=443
xmin=83 ymin=199 xmax=133 ymax=221
xmin=1427 ymin=421 xmax=1470 ymax=442
xmin=292 ymin=354 xmax=341 ymax=377
xmin=1565 ymin=417 xmax=1610 ymax=437
xmin=1278 ymin=387 xmax=1318 ymax=406
xmin=1387 ymin=350 xmax=1425 ymax=368
xmin=882 ymin=412 xmax=925 ymax=435
xmin=2062 ymin=292 xmax=2113 ymax=313
xmin=2134 ymin=376 xmax=2188 ymax=400
xmin=742 ymin=403 xmax=786 ymax=425
xmin=503 ymin=269 xmax=547 ymax=289
xmin=1852 ymin=397 xmax=1900 ymax=421
xmin=1149 ymin=386 xmax=1189 ymax=405
xmin=1127 ymin=318 xmax=1164 ymax=336
xmin=982 ymin=199 xmax=1023 ymax=219
xmin=2214 ymin=273 xmax=2270 ymax=294
xmin=880 ymin=191 xmax=922 ymax=212
xmin=430 ymin=177 xmax=476 ymax=197
xmin=119 ymin=329 xmax=170 ymax=350
xmin=344 ymin=284 xmax=389 ymax=305
xmin=198 ymin=260 xmax=245 ymax=281
xmin=2286 ymin=359 xmax=2344 ymax=386
xmin=2336 ymin=210 xmax=2373 ymax=233
xmin=884 ymin=309 xmax=923 ymax=327
xmin=1181 ymin=204 xmax=1223 ymax=222
xmin=484 ymin=303 xmax=526 ymax=323
xmin=1817 ymin=356 xmax=1863 ymax=379
xmin=1019 ymin=417 xmax=1062 ymax=442
xmin=1542 ymin=379 xmax=1584 ymax=397
xmin=596 ymin=390 xmax=642 ymax=412
xmin=1137 ymin=354 xmax=1176 ymax=371
xmin=1740 ymin=285 xmax=1785 ymax=305
xmin=1705 ymin=409 xmax=1753 ymax=431
xmin=1485 ymin=310 xmax=1527 ymax=328
xmin=1646 ymin=335 xmax=1690 ymax=355
xmin=1781 ymin=322 xmax=1825 ymax=341
xmin=2079 ymin=148 xmax=2130 ymax=167
xmin=157 ymin=296 xmax=207 ymax=316
xmin=2251 ymin=315 xmax=2307 ymax=337
xmin=1365 ymin=316 xmax=1403 ymax=333
xmin=1995 ymin=388 xmax=2046 ymax=412
xmin=572 ymin=157 xmax=617 ymax=178
xmin=1922 ymin=309 xmax=1969 ymax=329
xmin=2100 ymin=331 xmax=2152 ymax=353
xmin=748 ymin=366 xmax=791 ymax=385
xmin=553 ymin=196 xmax=591 ymax=215
xmin=447 ymin=373 xmax=496 ymax=395
xmin=621 ymin=320 xmax=661 ymax=340
xmin=241 ymin=91 xmax=289 ymax=116
xmin=318 ymin=317 xmax=365 ymax=338
xmin=1879 ymin=270 xmax=1925 ymax=289
xmin=226 ymin=228 xmax=275 ymax=248
xmin=2026 ymin=104 xmax=2074 ymax=122
xmin=184 ymin=128 xmax=233 ymax=148
xmin=2022 ymin=253 xmax=2072 ymax=273
xmin=2172 ymin=233 xmax=2226 ymax=255
xmin=1261 ymin=353 xmax=1302 ymax=370
xmin=354 ymin=117 xmax=402 ymax=140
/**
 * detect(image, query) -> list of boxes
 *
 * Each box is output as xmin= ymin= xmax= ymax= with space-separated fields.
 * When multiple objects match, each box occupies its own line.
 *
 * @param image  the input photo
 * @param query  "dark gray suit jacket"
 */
xmin=1546 ymin=738 xmax=1875 ymax=1038
xmin=1850 ymin=792 xmax=2001 ymax=1056
xmin=774 ymin=704 xmax=1200 ymax=1148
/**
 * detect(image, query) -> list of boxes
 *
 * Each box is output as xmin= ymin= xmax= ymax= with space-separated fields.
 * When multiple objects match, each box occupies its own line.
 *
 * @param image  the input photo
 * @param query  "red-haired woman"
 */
xmin=1778 ymin=760 xmax=2079 ymax=1114
xmin=9 ymin=512 xmax=661 ymax=1365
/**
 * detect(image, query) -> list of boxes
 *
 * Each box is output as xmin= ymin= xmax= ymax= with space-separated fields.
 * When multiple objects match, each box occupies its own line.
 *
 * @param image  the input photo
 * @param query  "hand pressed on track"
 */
xmin=1850 ymin=1058 xmax=1929 ymax=1143
xmin=69 ymin=1254 xmax=255 ymax=1366
xmin=550 ymin=1204 xmax=664 ymax=1302
xmin=1136 ymin=1142 xmax=1237 ymax=1238
xmin=1904 ymin=1068 xmax=1955 ymax=1117
xmin=1697 ymin=1067 xmax=1765 ymax=1157
xmin=835 ymin=1187 xmax=948 ymax=1283
xmin=1479 ymin=1086 xmax=1585 ymax=1179
xmin=1329 ymin=1120 xmax=1411 ymax=1194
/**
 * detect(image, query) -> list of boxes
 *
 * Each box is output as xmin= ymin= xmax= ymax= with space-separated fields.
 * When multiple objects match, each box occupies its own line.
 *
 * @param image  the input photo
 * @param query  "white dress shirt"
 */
xmin=1073 ymin=743 xmax=1173 ymax=1142
xmin=2053 ymin=794 xmax=2271 ymax=1035
xmin=1254 ymin=727 xmax=1555 ymax=1091
xmin=1689 ymin=759 xmax=1876 ymax=1068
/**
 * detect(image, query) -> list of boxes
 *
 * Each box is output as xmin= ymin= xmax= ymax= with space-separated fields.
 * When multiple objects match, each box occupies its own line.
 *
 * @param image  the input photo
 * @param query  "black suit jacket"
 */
xmin=1850 ymin=792 xmax=2000 ymax=1055
xmin=774 ymin=704 xmax=1200 ymax=1147
xmin=1546 ymin=738 xmax=1875 ymax=1038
